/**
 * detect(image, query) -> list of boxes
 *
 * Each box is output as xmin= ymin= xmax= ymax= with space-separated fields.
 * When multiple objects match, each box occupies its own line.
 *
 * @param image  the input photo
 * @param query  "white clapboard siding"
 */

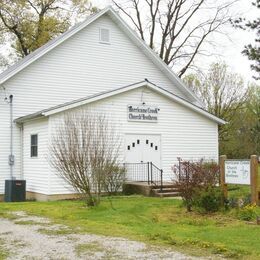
xmin=0 ymin=14 xmax=193 ymax=194
xmin=0 ymin=97 xmax=22 ymax=192
xmin=47 ymin=86 xmax=218 ymax=195
xmin=0 ymin=99 xmax=11 ymax=193
xmin=4 ymin=14 xmax=188 ymax=117
xmin=23 ymin=118 xmax=50 ymax=194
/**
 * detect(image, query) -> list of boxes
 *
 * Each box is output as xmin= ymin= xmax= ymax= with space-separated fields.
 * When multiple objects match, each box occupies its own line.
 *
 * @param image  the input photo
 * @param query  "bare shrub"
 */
xmin=172 ymin=158 xmax=220 ymax=212
xmin=49 ymin=111 xmax=124 ymax=206
xmin=101 ymin=165 xmax=126 ymax=195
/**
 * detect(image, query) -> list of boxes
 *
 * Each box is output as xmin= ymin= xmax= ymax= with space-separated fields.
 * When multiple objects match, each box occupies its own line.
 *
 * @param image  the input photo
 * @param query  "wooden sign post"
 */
xmin=220 ymin=155 xmax=259 ymax=206
xmin=250 ymin=155 xmax=259 ymax=205
xmin=220 ymin=155 xmax=228 ymax=202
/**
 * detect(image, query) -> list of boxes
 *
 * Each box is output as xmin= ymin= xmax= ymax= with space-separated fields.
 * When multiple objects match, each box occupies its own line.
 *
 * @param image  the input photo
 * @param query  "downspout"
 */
xmin=0 ymin=85 xmax=15 ymax=180
xmin=9 ymin=95 xmax=15 ymax=179
xmin=19 ymin=123 xmax=24 ymax=180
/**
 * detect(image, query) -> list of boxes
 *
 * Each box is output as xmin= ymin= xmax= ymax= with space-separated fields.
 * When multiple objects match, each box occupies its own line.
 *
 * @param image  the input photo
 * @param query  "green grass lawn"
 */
xmin=228 ymin=184 xmax=251 ymax=199
xmin=1 ymin=196 xmax=260 ymax=259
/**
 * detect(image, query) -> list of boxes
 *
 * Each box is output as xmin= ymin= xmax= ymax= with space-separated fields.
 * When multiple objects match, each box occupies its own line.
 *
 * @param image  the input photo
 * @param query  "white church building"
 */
xmin=0 ymin=7 xmax=225 ymax=201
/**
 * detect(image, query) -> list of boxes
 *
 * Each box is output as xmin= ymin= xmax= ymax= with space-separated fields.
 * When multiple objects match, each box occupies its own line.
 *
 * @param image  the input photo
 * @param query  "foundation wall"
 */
xmin=0 ymin=192 xmax=80 ymax=202
xmin=26 ymin=191 xmax=81 ymax=201
xmin=123 ymin=182 xmax=153 ymax=196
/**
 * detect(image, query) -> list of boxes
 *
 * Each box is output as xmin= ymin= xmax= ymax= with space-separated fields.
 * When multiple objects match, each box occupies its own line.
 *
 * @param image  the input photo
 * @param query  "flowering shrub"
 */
xmin=237 ymin=204 xmax=257 ymax=221
xmin=172 ymin=158 xmax=220 ymax=212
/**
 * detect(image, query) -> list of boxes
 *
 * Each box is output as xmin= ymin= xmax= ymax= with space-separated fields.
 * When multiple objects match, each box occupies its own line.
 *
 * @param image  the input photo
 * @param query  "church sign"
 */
xmin=225 ymin=160 xmax=250 ymax=185
xmin=127 ymin=105 xmax=158 ymax=122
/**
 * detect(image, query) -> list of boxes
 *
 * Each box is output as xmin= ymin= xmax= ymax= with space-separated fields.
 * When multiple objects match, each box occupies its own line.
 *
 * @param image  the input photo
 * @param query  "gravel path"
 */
xmin=0 ymin=211 xmax=208 ymax=260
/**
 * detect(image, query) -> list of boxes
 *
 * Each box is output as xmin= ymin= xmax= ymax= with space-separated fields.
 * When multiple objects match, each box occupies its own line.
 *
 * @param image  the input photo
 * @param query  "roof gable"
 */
xmin=0 ymin=6 xmax=202 ymax=106
xmin=0 ymin=7 xmax=110 ymax=84
xmin=15 ymin=80 xmax=225 ymax=125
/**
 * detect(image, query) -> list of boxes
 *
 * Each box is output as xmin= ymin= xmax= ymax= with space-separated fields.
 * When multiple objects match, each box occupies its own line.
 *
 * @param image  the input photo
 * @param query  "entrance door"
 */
xmin=125 ymin=134 xmax=161 ymax=167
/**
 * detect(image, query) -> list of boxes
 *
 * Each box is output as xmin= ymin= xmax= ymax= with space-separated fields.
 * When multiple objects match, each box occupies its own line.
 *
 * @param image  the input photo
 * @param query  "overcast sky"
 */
xmin=92 ymin=0 xmax=259 ymax=84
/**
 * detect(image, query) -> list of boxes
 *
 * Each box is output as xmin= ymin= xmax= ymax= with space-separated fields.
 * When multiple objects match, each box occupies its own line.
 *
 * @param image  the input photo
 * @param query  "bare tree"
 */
xmin=49 ymin=111 xmax=124 ymax=206
xmin=184 ymin=62 xmax=248 ymax=141
xmin=113 ymin=0 xmax=236 ymax=77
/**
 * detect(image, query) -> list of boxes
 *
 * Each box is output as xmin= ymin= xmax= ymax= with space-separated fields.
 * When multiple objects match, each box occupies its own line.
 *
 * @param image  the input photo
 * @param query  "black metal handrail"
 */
xmin=150 ymin=162 xmax=163 ymax=192
xmin=124 ymin=162 xmax=163 ymax=192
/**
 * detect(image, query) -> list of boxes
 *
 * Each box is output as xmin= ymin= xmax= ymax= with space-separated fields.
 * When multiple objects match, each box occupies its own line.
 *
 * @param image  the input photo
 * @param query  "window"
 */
xmin=31 ymin=134 xmax=38 ymax=157
xmin=99 ymin=28 xmax=110 ymax=43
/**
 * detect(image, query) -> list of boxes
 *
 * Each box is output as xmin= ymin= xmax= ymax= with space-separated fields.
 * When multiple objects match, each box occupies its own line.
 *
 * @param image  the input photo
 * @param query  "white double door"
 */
xmin=125 ymin=134 xmax=161 ymax=167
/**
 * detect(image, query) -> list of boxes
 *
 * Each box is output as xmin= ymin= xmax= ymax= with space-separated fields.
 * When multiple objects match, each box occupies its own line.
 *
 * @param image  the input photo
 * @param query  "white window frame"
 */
xmin=99 ymin=28 xmax=110 ymax=44
xmin=30 ymin=134 xmax=38 ymax=158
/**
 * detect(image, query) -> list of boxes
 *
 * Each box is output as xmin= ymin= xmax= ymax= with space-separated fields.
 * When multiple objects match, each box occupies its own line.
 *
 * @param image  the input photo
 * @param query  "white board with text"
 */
xmin=225 ymin=160 xmax=250 ymax=185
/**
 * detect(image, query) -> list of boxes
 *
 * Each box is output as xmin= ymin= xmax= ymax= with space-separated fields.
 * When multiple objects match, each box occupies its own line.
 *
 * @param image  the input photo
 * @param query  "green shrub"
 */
xmin=194 ymin=187 xmax=222 ymax=213
xmin=237 ymin=204 xmax=257 ymax=221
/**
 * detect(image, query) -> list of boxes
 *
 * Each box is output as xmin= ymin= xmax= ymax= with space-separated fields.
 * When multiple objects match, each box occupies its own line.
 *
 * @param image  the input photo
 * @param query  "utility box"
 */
xmin=4 ymin=180 xmax=26 ymax=202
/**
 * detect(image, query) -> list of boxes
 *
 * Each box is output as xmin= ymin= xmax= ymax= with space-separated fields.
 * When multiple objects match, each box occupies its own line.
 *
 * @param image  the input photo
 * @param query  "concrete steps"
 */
xmin=153 ymin=187 xmax=179 ymax=193
xmin=152 ymin=185 xmax=180 ymax=198
xmin=154 ymin=191 xmax=180 ymax=198
xmin=123 ymin=182 xmax=181 ymax=198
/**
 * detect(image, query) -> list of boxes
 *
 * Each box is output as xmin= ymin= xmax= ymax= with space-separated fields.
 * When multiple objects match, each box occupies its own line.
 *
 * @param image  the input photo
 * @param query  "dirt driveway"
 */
xmin=0 ymin=211 xmax=205 ymax=260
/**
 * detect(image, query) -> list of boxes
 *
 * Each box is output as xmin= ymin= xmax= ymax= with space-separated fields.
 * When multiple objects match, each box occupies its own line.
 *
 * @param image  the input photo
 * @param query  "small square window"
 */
xmin=137 ymin=139 xmax=140 ymax=144
xmin=155 ymin=146 xmax=158 ymax=151
xmin=31 ymin=134 xmax=38 ymax=157
xmin=150 ymin=143 xmax=153 ymax=148
xmin=146 ymin=140 xmax=149 ymax=144
xmin=132 ymin=142 xmax=135 ymax=147
xmin=127 ymin=145 xmax=130 ymax=150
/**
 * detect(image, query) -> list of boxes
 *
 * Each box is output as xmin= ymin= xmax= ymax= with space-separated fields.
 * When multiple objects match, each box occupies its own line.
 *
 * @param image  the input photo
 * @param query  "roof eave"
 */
xmin=14 ymin=113 xmax=45 ymax=124
xmin=146 ymin=83 xmax=226 ymax=125
xmin=15 ymin=81 xmax=225 ymax=125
